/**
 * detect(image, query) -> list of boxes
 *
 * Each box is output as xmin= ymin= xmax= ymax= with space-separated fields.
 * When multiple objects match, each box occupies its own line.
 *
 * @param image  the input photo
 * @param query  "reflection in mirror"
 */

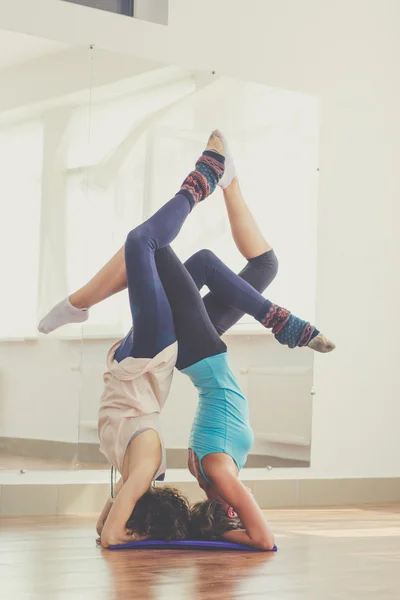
xmin=75 ymin=48 xmax=318 ymax=471
xmin=0 ymin=30 xmax=93 ymax=471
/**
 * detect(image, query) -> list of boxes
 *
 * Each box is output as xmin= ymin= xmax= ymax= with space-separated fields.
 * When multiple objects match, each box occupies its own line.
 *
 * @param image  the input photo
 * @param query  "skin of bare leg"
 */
xmin=222 ymin=177 xmax=335 ymax=352
xmin=223 ymin=177 xmax=271 ymax=259
xmin=69 ymin=246 xmax=127 ymax=309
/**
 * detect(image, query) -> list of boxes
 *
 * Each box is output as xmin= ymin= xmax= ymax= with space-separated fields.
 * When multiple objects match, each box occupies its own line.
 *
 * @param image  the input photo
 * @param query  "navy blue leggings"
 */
xmin=114 ymin=192 xmax=191 ymax=360
xmin=186 ymin=249 xmax=278 ymax=335
xmin=114 ymin=193 xmax=278 ymax=364
xmin=155 ymin=247 xmax=278 ymax=370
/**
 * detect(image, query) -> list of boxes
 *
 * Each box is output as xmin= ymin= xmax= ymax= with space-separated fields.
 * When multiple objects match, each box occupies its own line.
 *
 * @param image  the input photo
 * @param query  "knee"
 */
xmin=252 ymin=249 xmax=279 ymax=281
xmin=188 ymin=249 xmax=217 ymax=266
xmin=197 ymin=249 xmax=217 ymax=263
xmin=125 ymin=225 xmax=152 ymax=252
xmin=267 ymin=250 xmax=279 ymax=280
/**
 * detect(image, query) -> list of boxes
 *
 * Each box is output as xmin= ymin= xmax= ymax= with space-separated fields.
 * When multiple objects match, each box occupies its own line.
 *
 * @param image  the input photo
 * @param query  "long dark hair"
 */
xmin=126 ymin=486 xmax=190 ymax=541
xmin=189 ymin=500 xmax=243 ymax=539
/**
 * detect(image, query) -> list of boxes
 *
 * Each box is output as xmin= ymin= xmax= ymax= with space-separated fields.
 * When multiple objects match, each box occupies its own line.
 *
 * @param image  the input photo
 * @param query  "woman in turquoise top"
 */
xmin=154 ymin=132 xmax=335 ymax=549
xmin=184 ymin=352 xmax=254 ymax=482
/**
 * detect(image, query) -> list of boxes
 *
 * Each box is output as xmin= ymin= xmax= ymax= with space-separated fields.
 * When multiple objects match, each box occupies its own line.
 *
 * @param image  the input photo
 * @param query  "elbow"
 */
xmin=100 ymin=533 xmax=111 ymax=549
xmin=96 ymin=520 xmax=104 ymax=537
xmin=254 ymin=534 xmax=275 ymax=551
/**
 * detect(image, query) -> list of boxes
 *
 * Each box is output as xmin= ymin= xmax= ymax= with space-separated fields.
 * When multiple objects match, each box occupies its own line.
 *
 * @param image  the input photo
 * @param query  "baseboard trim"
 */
xmin=0 ymin=477 xmax=399 ymax=517
xmin=0 ymin=438 xmax=309 ymax=469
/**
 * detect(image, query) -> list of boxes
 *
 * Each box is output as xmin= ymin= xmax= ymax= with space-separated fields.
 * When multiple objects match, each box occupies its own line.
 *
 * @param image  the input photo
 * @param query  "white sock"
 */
xmin=213 ymin=129 xmax=236 ymax=189
xmin=38 ymin=297 xmax=89 ymax=334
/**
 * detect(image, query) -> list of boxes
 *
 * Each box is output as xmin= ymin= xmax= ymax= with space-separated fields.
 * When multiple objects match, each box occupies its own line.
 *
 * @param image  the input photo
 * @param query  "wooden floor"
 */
xmin=1 ymin=505 xmax=399 ymax=599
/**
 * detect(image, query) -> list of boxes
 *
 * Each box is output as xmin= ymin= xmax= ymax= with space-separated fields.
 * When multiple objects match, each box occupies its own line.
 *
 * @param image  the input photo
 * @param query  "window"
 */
xmin=62 ymin=0 xmax=134 ymax=16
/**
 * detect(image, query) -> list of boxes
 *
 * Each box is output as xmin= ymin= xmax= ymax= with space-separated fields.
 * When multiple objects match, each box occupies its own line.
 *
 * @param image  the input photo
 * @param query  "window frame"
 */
xmin=122 ymin=0 xmax=134 ymax=16
xmin=63 ymin=0 xmax=134 ymax=16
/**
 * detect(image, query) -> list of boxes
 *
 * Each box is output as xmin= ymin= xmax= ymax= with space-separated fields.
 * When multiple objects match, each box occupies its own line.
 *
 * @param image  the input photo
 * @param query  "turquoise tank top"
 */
xmin=181 ymin=352 xmax=254 ymax=483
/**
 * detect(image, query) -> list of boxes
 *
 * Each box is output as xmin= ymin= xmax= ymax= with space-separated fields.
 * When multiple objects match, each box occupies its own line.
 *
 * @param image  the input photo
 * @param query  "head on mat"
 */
xmin=189 ymin=499 xmax=243 ymax=540
xmin=125 ymin=486 xmax=190 ymax=541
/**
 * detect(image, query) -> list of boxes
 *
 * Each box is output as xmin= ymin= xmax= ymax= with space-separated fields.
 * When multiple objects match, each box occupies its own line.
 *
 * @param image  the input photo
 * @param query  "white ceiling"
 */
xmin=0 ymin=29 xmax=70 ymax=69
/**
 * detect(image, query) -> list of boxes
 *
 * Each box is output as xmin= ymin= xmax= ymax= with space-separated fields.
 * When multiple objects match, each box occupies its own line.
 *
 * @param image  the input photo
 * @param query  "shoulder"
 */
xmin=123 ymin=429 xmax=162 ymax=476
xmin=129 ymin=428 xmax=161 ymax=454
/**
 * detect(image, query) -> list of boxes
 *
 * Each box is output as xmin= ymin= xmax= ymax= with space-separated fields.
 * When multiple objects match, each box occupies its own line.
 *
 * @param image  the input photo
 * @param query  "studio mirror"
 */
xmin=0 ymin=30 xmax=93 ymax=471
xmin=0 ymin=35 xmax=318 ymax=475
xmin=75 ymin=47 xmax=319 ymax=473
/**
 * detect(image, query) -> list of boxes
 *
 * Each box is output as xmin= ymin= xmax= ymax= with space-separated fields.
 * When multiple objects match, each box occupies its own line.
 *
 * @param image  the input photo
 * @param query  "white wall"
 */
xmin=1 ymin=0 xmax=400 ymax=477
xmin=0 ymin=339 xmax=81 ymax=443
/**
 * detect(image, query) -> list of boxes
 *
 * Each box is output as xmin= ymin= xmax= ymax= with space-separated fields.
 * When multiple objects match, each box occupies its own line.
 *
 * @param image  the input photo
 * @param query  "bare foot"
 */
xmin=206 ymin=130 xmax=224 ymax=155
xmin=308 ymin=333 xmax=336 ymax=353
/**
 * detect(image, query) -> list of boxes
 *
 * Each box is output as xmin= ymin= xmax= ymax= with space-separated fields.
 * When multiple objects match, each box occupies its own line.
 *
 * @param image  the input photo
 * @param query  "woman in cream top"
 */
xmin=98 ymin=338 xmax=177 ymax=479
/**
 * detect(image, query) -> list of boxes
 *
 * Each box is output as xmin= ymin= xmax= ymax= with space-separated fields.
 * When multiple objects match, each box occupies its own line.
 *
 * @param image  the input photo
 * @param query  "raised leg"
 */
xmin=216 ymin=130 xmax=271 ymax=259
xmin=223 ymin=177 xmax=272 ymax=259
xmin=112 ymin=135 xmax=225 ymax=360
xmin=155 ymin=246 xmax=227 ymax=371
xmin=199 ymin=132 xmax=280 ymax=335
xmin=185 ymin=249 xmax=334 ymax=352
xmin=198 ymin=176 xmax=280 ymax=335
xmin=188 ymin=134 xmax=334 ymax=351
xmin=37 ymin=245 xmax=127 ymax=334
xmin=115 ymin=193 xmax=192 ymax=359
xmin=69 ymin=246 xmax=126 ymax=310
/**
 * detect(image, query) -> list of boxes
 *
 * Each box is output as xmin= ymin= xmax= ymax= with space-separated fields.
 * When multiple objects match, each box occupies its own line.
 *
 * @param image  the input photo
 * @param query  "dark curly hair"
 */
xmin=126 ymin=486 xmax=190 ymax=541
xmin=189 ymin=500 xmax=243 ymax=540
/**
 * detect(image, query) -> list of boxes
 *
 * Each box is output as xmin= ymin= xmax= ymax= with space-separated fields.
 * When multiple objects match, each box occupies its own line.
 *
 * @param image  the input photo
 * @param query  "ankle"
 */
xmin=275 ymin=315 xmax=316 ymax=349
xmin=69 ymin=294 xmax=89 ymax=310
xmin=223 ymin=177 xmax=240 ymax=200
xmin=180 ymin=151 xmax=225 ymax=206
xmin=226 ymin=176 xmax=239 ymax=190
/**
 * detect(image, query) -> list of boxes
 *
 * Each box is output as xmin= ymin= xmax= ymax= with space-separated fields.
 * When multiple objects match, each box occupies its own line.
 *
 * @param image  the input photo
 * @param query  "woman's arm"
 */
xmin=100 ymin=460 xmax=155 ymax=548
xmin=222 ymin=529 xmax=273 ymax=548
xmin=100 ymin=430 xmax=162 ymax=548
xmin=96 ymin=477 xmax=124 ymax=536
xmin=210 ymin=470 xmax=275 ymax=550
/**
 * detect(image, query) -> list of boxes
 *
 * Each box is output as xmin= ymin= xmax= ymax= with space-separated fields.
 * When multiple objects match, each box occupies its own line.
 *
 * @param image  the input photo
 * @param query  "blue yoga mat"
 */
xmin=109 ymin=540 xmax=278 ymax=552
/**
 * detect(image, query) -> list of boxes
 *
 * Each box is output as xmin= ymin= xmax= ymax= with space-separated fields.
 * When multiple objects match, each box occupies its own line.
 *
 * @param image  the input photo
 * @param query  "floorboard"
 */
xmin=0 ymin=505 xmax=399 ymax=599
